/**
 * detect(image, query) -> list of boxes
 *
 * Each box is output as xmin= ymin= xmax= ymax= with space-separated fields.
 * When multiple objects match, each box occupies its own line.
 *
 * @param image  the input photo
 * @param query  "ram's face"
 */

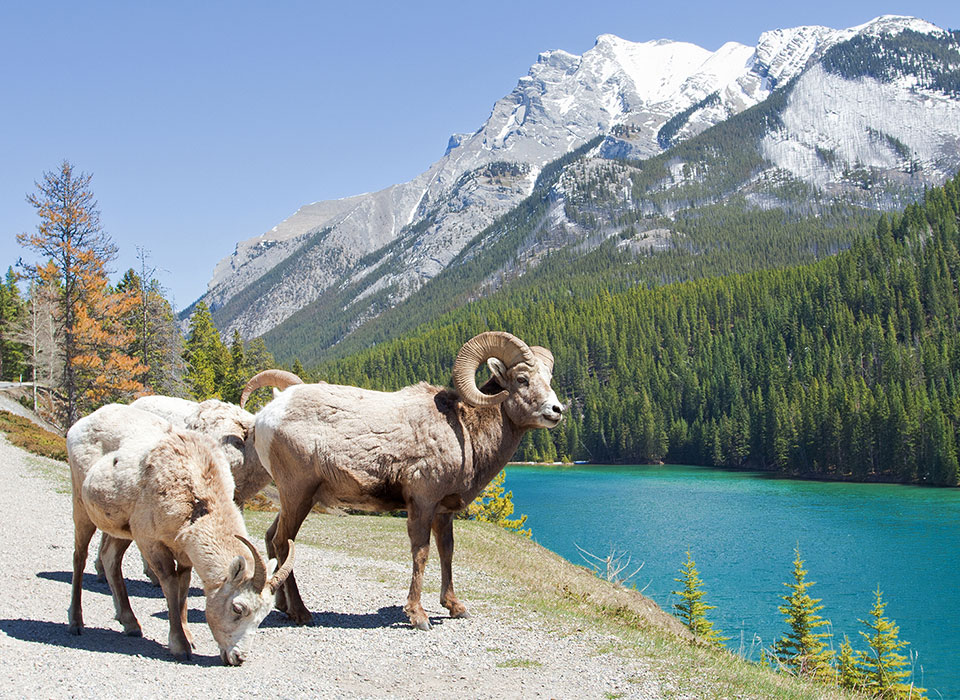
xmin=205 ymin=556 xmax=274 ymax=665
xmin=487 ymin=357 xmax=563 ymax=429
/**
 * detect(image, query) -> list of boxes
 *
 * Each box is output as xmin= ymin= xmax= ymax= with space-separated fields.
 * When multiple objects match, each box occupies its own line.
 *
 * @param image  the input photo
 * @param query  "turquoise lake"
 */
xmin=504 ymin=464 xmax=960 ymax=697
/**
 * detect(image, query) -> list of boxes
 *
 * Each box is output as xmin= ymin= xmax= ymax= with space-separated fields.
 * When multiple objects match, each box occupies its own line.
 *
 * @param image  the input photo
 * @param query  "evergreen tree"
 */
xmin=183 ymin=301 xmax=228 ymax=400
xmin=837 ymin=635 xmax=862 ymax=691
xmin=223 ymin=328 xmax=246 ymax=404
xmin=772 ymin=546 xmax=835 ymax=679
xmin=671 ymin=550 xmax=728 ymax=647
xmin=291 ymin=357 xmax=307 ymax=381
xmin=461 ymin=470 xmax=531 ymax=537
xmin=856 ymin=587 xmax=925 ymax=698
xmin=0 ymin=268 xmax=27 ymax=380
xmin=241 ymin=336 xmax=276 ymax=410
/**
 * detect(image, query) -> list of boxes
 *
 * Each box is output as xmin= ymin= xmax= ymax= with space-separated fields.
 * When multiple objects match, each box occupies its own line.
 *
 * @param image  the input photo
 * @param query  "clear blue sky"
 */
xmin=2 ymin=1 xmax=957 ymax=311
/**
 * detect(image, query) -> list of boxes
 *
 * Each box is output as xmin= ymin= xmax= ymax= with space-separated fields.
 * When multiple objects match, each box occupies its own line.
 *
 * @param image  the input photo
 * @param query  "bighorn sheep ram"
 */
xmin=67 ymin=404 xmax=294 ymax=664
xmin=240 ymin=331 xmax=562 ymax=629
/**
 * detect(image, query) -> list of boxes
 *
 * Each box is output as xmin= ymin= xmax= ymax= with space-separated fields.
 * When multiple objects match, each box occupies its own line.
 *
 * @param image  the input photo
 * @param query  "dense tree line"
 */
xmin=313 ymin=175 xmax=960 ymax=485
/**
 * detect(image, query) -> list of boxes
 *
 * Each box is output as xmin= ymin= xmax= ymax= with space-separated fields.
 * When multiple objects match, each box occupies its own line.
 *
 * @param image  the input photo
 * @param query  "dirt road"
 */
xmin=0 ymin=436 xmax=660 ymax=698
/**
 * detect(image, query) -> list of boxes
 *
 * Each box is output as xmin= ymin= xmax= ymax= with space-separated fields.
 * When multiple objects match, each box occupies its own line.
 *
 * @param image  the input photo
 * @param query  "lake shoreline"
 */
xmin=509 ymin=460 xmax=960 ymax=488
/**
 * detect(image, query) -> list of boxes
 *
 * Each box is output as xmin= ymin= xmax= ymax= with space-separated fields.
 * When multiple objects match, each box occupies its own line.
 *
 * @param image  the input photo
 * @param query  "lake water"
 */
xmin=504 ymin=464 xmax=960 ymax=697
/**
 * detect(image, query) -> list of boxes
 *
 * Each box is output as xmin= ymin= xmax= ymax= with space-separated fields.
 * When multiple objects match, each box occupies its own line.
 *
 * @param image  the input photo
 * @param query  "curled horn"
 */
xmin=268 ymin=540 xmax=295 ymax=594
xmin=531 ymin=346 xmax=554 ymax=374
xmin=452 ymin=331 xmax=534 ymax=408
xmin=235 ymin=535 xmax=268 ymax=592
xmin=240 ymin=369 xmax=304 ymax=409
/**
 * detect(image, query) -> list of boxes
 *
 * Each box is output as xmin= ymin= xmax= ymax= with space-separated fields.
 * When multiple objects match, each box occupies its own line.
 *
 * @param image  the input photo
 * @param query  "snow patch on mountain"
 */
xmin=762 ymin=64 xmax=960 ymax=187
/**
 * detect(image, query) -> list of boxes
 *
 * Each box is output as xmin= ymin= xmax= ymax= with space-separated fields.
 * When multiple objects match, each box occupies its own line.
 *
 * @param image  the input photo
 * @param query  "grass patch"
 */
xmin=496 ymin=658 xmax=542 ymax=669
xmin=0 ymin=410 xmax=67 ymax=461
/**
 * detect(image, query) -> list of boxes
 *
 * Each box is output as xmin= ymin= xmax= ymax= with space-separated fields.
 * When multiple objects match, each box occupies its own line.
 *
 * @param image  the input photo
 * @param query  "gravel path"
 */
xmin=0 ymin=436 xmax=663 ymax=699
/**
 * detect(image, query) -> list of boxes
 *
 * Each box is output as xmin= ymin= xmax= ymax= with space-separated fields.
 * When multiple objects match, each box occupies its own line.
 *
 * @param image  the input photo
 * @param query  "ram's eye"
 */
xmin=517 ymin=376 xmax=529 ymax=386
xmin=232 ymin=602 xmax=247 ymax=616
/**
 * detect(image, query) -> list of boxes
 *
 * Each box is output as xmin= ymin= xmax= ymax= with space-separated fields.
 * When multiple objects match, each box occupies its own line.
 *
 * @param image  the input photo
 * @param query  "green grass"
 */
xmin=496 ymin=658 xmax=542 ymax=668
xmin=243 ymin=510 xmax=859 ymax=699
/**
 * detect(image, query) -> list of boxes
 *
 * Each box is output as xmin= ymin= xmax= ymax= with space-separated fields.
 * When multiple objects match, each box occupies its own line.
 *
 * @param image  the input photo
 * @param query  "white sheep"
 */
xmin=241 ymin=331 xmax=562 ymax=629
xmin=67 ymin=404 xmax=294 ymax=664
xmin=94 ymin=394 xmax=288 ymax=584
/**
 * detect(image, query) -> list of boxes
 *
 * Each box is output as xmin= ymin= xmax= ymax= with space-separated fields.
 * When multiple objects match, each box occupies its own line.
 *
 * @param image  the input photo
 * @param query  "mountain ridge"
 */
xmin=189 ymin=15 xmax=960 ymax=353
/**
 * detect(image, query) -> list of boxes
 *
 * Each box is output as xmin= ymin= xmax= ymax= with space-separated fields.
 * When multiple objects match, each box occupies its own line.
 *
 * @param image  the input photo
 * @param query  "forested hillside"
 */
xmin=311 ymin=175 xmax=960 ymax=485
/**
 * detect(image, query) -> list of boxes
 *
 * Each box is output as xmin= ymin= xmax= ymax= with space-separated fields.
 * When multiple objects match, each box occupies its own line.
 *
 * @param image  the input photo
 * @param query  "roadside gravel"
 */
xmin=0 ymin=436 xmax=663 ymax=699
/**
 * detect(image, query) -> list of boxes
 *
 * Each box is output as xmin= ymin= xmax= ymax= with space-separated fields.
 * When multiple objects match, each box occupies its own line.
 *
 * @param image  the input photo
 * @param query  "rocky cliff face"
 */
xmin=195 ymin=15 xmax=960 ymax=342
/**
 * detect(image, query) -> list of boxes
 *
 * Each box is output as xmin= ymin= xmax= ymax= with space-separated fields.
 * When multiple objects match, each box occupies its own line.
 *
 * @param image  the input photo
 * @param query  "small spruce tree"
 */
xmin=856 ymin=587 xmax=925 ymax=699
xmin=460 ymin=470 xmax=531 ymax=537
xmin=772 ymin=546 xmax=835 ymax=680
xmin=672 ymin=550 xmax=728 ymax=647
xmin=836 ymin=634 xmax=862 ymax=691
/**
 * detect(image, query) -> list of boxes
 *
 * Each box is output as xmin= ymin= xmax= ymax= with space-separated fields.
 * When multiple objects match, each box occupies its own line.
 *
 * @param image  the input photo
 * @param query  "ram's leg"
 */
xmin=68 ymin=503 xmax=97 ymax=635
xmin=142 ymin=543 xmax=192 ymax=660
xmin=263 ymin=513 xmax=285 ymax=611
xmin=141 ymin=550 xmax=160 ymax=586
xmin=94 ymin=532 xmax=107 ymax=582
xmin=271 ymin=489 xmax=315 ymax=625
xmin=176 ymin=563 xmax=194 ymax=649
xmin=432 ymin=512 xmax=469 ymax=619
xmin=100 ymin=535 xmax=141 ymax=636
xmin=404 ymin=502 xmax=435 ymax=630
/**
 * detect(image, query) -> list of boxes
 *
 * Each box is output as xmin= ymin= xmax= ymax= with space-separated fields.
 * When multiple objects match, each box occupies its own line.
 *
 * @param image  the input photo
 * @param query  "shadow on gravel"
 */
xmin=0 ymin=618 xmax=220 ymax=666
xmin=267 ymin=605 xmax=447 ymax=630
xmin=36 ymin=571 xmax=203 ymax=599
xmin=152 ymin=608 xmax=206 ymax=624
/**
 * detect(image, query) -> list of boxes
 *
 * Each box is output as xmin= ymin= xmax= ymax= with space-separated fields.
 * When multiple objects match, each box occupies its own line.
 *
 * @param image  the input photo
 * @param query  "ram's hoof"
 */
xmin=414 ymin=619 xmax=432 ymax=631
xmin=286 ymin=607 xmax=313 ymax=626
xmin=452 ymin=609 xmax=470 ymax=619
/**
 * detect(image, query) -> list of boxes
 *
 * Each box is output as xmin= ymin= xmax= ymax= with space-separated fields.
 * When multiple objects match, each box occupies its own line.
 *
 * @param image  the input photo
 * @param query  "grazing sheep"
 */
xmin=94 ymin=393 xmax=295 ymax=584
xmin=67 ymin=404 xmax=294 ymax=664
xmin=240 ymin=331 xmax=562 ymax=629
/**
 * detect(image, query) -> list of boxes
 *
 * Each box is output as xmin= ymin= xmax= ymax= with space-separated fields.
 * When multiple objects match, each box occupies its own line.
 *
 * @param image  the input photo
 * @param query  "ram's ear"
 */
xmin=487 ymin=358 xmax=508 ymax=386
xmin=227 ymin=555 xmax=247 ymax=585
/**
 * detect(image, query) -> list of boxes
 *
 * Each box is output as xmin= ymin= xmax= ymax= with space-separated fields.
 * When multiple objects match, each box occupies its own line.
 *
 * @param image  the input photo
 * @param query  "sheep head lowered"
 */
xmin=242 ymin=331 xmax=562 ymax=629
xmin=66 ymin=404 xmax=294 ymax=665
xmin=207 ymin=536 xmax=294 ymax=665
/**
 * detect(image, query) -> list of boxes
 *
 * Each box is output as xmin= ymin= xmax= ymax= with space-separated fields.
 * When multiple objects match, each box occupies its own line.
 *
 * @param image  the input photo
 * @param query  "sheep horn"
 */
xmin=452 ymin=331 xmax=534 ymax=408
xmin=531 ymin=346 xmax=554 ymax=374
xmin=240 ymin=369 xmax=304 ymax=409
xmin=268 ymin=540 xmax=295 ymax=594
xmin=235 ymin=535 xmax=268 ymax=592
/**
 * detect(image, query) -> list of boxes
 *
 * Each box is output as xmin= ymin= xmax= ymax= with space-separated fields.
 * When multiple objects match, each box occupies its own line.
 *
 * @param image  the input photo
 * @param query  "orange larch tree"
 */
xmin=18 ymin=161 xmax=146 ymax=424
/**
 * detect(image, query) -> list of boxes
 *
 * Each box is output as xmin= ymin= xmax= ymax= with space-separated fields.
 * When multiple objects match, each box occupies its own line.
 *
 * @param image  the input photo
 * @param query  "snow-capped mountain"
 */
xmin=196 ymin=15 xmax=960 ymax=343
